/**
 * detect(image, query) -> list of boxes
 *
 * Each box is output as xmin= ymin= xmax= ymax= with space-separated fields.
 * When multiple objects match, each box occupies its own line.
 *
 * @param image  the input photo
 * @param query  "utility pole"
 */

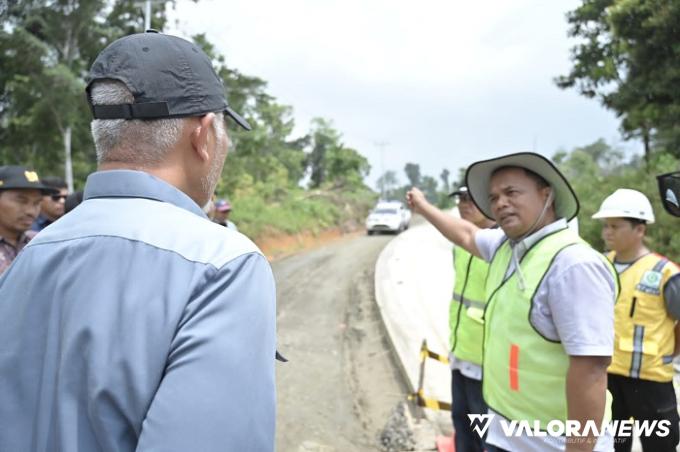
xmin=144 ymin=0 xmax=151 ymax=30
xmin=136 ymin=0 xmax=165 ymax=31
xmin=374 ymin=141 xmax=389 ymax=200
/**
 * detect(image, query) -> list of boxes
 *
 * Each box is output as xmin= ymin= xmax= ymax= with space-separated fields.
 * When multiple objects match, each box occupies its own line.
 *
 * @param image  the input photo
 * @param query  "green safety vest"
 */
xmin=450 ymin=246 xmax=489 ymax=365
xmin=482 ymin=228 xmax=615 ymax=429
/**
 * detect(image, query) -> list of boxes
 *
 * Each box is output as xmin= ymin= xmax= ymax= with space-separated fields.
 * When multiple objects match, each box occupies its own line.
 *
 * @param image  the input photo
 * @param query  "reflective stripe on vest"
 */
xmin=607 ymin=252 xmax=679 ymax=382
xmin=450 ymin=246 xmax=489 ymax=364
xmin=482 ymin=228 xmax=617 ymax=429
xmin=630 ymin=325 xmax=645 ymax=378
xmin=452 ymin=292 xmax=486 ymax=310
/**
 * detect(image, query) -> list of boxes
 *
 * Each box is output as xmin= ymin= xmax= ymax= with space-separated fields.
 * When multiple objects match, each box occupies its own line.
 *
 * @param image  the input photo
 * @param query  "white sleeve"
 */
xmin=547 ymin=247 xmax=616 ymax=356
xmin=474 ymin=228 xmax=507 ymax=262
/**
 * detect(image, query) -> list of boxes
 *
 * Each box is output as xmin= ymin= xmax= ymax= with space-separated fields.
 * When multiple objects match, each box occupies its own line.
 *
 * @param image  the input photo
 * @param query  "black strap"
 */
xmin=91 ymin=102 xmax=170 ymax=119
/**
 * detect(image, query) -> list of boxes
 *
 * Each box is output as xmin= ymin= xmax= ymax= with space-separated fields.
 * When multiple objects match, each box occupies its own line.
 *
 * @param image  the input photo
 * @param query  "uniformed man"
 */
xmin=448 ymin=186 xmax=495 ymax=451
xmin=405 ymin=184 xmax=494 ymax=450
xmin=0 ymin=166 xmax=57 ymax=275
xmin=31 ymin=176 xmax=69 ymax=231
xmin=592 ymin=188 xmax=680 ymax=452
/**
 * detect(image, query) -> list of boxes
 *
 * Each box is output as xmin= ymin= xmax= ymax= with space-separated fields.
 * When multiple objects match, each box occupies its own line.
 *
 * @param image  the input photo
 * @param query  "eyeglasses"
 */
xmin=50 ymin=194 xmax=67 ymax=202
xmin=657 ymin=171 xmax=680 ymax=217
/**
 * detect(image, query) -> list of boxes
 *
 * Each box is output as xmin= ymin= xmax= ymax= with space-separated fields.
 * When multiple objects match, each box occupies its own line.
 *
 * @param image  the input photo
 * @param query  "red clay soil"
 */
xmin=255 ymin=228 xmax=363 ymax=261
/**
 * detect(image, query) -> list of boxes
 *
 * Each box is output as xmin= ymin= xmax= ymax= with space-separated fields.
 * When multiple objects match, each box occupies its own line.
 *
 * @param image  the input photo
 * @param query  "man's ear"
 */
xmin=190 ymin=113 xmax=216 ymax=163
xmin=542 ymin=186 xmax=554 ymax=203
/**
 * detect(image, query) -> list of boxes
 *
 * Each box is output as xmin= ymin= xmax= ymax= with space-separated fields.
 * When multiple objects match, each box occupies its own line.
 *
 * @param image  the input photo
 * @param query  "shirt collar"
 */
xmin=83 ymin=170 xmax=207 ymax=218
xmin=0 ymin=232 xmax=33 ymax=249
xmin=510 ymin=218 xmax=568 ymax=256
xmin=36 ymin=214 xmax=51 ymax=228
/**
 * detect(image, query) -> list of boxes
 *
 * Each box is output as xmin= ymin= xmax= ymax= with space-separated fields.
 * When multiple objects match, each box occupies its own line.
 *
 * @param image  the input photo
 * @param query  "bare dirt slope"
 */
xmin=273 ymin=233 xmax=409 ymax=452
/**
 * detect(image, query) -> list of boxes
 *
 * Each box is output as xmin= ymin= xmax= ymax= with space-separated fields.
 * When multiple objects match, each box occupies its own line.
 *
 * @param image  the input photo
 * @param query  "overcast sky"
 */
xmin=167 ymin=0 xmax=641 ymax=189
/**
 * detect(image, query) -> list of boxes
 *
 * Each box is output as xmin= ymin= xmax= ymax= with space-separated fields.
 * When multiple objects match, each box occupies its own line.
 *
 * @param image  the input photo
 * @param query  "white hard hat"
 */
xmin=592 ymin=188 xmax=655 ymax=223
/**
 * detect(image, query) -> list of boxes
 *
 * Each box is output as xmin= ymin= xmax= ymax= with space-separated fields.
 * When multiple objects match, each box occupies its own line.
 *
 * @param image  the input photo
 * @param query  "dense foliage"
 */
xmin=557 ymin=0 xmax=680 ymax=162
xmin=555 ymin=139 xmax=680 ymax=259
xmin=0 ymin=0 xmax=386 ymax=239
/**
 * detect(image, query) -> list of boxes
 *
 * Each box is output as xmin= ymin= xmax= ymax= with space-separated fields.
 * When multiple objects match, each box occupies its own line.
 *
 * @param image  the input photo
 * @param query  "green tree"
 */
xmin=556 ymin=0 xmax=680 ymax=163
xmin=377 ymin=170 xmax=399 ymax=199
xmin=0 ymin=0 xmax=190 ymax=187
xmin=404 ymin=162 xmax=421 ymax=187
xmin=421 ymin=175 xmax=438 ymax=202
xmin=556 ymin=139 xmax=680 ymax=258
xmin=306 ymin=118 xmax=341 ymax=188
xmin=325 ymin=146 xmax=370 ymax=190
xmin=439 ymin=168 xmax=451 ymax=195
xmin=1 ymin=2 xmax=379 ymax=242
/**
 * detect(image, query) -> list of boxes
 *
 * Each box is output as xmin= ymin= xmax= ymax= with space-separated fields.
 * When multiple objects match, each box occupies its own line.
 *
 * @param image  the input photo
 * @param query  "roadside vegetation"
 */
xmin=2 ymin=1 xmax=679 ymax=251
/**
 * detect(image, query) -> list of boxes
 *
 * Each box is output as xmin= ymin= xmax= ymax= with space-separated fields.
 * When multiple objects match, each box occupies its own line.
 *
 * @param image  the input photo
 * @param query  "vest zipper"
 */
xmin=629 ymin=297 xmax=637 ymax=317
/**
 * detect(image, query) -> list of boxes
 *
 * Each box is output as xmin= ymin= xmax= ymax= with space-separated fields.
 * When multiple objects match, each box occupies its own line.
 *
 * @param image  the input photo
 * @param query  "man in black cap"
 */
xmin=31 ymin=176 xmax=69 ymax=231
xmin=0 ymin=166 xmax=57 ymax=275
xmin=0 ymin=31 xmax=277 ymax=452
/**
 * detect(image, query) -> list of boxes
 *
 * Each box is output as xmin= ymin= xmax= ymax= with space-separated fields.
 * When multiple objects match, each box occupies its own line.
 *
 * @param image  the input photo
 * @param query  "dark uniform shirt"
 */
xmin=0 ymin=231 xmax=35 ymax=275
xmin=30 ymin=214 xmax=53 ymax=232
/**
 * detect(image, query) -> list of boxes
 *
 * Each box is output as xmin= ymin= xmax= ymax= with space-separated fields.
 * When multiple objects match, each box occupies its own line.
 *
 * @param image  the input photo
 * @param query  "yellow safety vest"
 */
xmin=607 ymin=252 xmax=679 ymax=382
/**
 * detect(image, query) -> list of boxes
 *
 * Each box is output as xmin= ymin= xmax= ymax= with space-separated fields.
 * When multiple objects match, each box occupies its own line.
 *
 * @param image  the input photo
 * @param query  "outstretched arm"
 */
xmin=406 ymin=187 xmax=482 ymax=258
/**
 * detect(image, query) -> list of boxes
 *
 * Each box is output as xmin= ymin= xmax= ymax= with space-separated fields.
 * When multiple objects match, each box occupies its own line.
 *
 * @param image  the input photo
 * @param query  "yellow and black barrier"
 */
xmin=407 ymin=339 xmax=452 ymax=412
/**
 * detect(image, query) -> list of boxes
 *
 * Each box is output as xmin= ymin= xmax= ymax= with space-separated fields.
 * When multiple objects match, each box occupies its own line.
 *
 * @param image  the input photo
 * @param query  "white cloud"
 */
xmin=166 ymin=0 xmax=640 ymax=188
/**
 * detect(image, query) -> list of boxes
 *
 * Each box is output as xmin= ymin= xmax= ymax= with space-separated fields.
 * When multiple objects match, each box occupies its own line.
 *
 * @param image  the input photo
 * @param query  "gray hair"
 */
xmin=89 ymin=81 xmax=229 ymax=168
xmin=89 ymin=80 xmax=185 ymax=165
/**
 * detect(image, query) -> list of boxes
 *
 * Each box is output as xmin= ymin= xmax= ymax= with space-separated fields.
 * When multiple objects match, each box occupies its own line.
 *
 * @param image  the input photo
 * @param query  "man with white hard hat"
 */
xmin=408 ymin=152 xmax=618 ymax=452
xmin=592 ymin=189 xmax=680 ymax=452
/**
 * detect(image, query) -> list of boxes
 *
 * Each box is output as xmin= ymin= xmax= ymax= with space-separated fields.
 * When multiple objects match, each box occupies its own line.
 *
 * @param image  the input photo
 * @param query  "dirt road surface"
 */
xmin=273 ymin=234 xmax=409 ymax=452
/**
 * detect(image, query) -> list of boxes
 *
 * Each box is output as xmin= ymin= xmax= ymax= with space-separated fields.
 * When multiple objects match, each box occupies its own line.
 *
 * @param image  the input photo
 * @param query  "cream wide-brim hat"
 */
xmin=464 ymin=152 xmax=580 ymax=221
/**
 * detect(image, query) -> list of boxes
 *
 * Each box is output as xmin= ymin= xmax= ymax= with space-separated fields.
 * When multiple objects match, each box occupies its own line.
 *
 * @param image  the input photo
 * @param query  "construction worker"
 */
xmin=408 ymin=152 xmax=618 ymax=452
xmin=592 ymin=189 xmax=680 ymax=452
xmin=415 ymin=185 xmax=495 ymax=450
xmin=447 ymin=186 xmax=495 ymax=451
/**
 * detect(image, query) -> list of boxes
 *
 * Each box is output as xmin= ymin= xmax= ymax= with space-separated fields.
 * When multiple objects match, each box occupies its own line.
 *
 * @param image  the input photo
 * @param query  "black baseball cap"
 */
xmin=0 ymin=166 xmax=60 ymax=195
xmin=448 ymin=186 xmax=469 ymax=198
xmin=86 ymin=30 xmax=251 ymax=130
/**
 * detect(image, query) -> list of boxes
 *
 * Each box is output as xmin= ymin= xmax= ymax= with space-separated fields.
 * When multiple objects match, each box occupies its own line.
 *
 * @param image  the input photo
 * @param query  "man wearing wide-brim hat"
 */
xmin=407 ymin=152 xmax=618 ymax=452
xmin=0 ymin=165 xmax=58 ymax=275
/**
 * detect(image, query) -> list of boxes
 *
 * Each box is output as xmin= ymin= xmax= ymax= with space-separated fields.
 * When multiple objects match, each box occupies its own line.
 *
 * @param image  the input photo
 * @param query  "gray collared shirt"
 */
xmin=0 ymin=170 xmax=277 ymax=452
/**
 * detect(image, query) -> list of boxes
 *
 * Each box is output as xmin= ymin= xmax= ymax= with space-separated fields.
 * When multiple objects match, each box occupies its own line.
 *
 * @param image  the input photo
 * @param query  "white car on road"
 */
xmin=365 ymin=201 xmax=411 ymax=235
